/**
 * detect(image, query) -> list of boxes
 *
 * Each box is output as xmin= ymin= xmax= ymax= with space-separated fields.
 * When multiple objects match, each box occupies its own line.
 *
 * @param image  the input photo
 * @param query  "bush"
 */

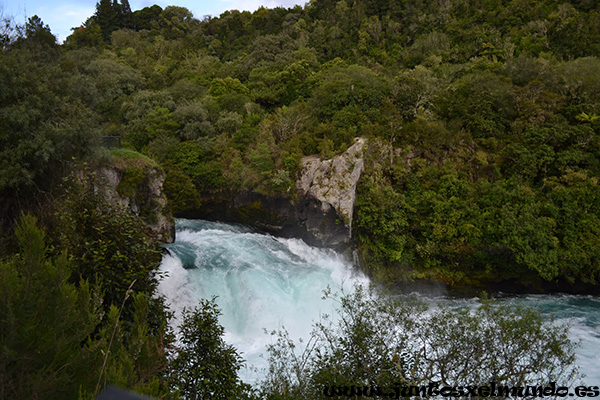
xmin=260 ymin=285 xmax=580 ymax=400
xmin=0 ymin=214 xmax=102 ymax=399
xmin=169 ymin=298 xmax=256 ymax=400
xmin=57 ymin=171 xmax=161 ymax=311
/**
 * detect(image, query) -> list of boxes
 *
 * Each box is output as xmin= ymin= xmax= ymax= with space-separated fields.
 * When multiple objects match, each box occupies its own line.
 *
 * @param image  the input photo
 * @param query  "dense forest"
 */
xmin=0 ymin=0 xmax=598 ymax=397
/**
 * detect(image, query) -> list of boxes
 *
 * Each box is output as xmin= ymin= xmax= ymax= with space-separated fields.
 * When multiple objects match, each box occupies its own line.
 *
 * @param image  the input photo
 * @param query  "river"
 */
xmin=157 ymin=219 xmax=600 ymax=384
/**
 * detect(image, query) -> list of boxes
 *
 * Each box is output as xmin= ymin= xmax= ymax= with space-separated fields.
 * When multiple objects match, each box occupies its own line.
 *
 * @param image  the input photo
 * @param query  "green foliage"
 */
xmin=162 ymin=162 xmax=202 ymax=214
xmin=22 ymin=15 xmax=57 ymax=47
xmin=309 ymin=64 xmax=390 ymax=119
xmin=57 ymin=171 xmax=161 ymax=311
xmin=0 ymin=40 xmax=97 ymax=229
xmin=552 ymin=57 xmax=600 ymax=114
xmin=146 ymin=107 xmax=180 ymax=138
xmin=0 ymin=214 xmax=102 ymax=399
xmin=91 ymin=291 xmax=172 ymax=398
xmin=356 ymin=145 xmax=600 ymax=286
xmin=392 ymin=65 xmax=440 ymax=121
xmin=543 ymin=171 xmax=600 ymax=283
xmin=158 ymin=6 xmax=196 ymax=39
xmin=354 ymin=179 xmax=410 ymax=278
xmin=85 ymin=54 xmax=145 ymax=112
xmin=86 ymin=0 xmax=142 ymax=42
xmin=216 ymin=111 xmax=243 ymax=135
xmin=261 ymin=285 xmax=579 ymax=399
xmin=438 ymin=71 xmax=516 ymax=138
xmin=250 ymin=142 xmax=275 ymax=174
xmin=66 ymin=21 xmax=104 ymax=48
xmin=110 ymin=147 xmax=157 ymax=164
xmin=122 ymin=91 xmax=177 ymax=150
xmin=174 ymin=101 xmax=213 ymax=140
xmin=116 ymin=164 xmax=146 ymax=198
xmin=93 ymin=0 xmax=122 ymax=41
xmin=0 ymin=214 xmax=173 ymax=399
xmin=169 ymin=298 xmax=255 ymax=400
xmin=209 ymin=77 xmax=250 ymax=97
xmin=3 ymin=0 xmax=600 ymax=330
xmin=169 ymin=139 xmax=224 ymax=190
xmin=132 ymin=5 xmax=163 ymax=31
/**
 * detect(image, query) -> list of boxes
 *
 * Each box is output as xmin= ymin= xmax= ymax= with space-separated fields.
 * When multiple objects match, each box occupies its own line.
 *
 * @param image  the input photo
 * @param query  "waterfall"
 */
xmin=157 ymin=219 xmax=368 ymax=382
xmin=157 ymin=219 xmax=600 ymax=384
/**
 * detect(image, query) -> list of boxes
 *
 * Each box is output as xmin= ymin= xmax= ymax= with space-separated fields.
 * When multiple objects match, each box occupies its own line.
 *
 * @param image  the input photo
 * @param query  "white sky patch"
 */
xmin=1 ymin=0 xmax=94 ymax=43
xmin=1 ymin=0 xmax=307 ymax=44
xmin=220 ymin=0 xmax=263 ymax=13
xmin=39 ymin=4 xmax=95 ymax=43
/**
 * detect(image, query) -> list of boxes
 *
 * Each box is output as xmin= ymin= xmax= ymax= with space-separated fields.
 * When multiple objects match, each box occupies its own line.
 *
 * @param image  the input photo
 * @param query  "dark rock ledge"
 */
xmin=190 ymin=137 xmax=366 ymax=252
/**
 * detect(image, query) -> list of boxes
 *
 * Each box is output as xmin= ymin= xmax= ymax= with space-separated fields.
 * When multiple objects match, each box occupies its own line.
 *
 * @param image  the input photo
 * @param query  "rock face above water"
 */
xmin=296 ymin=137 xmax=365 ymax=246
xmin=197 ymin=138 xmax=366 ymax=250
xmin=98 ymin=165 xmax=175 ymax=244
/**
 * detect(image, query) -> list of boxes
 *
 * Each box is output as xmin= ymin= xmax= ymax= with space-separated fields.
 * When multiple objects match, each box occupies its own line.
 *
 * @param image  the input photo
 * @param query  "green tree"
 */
xmin=66 ymin=21 xmax=104 ymax=48
xmin=438 ymin=71 xmax=516 ymax=139
xmin=132 ymin=5 xmax=163 ymax=31
xmin=57 ymin=171 xmax=162 ymax=312
xmin=94 ymin=0 xmax=121 ymax=41
xmin=392 ymin=65 xmax=440 ymax=121
xmin=309 ymin=64 xmax=390 ymax=119
xmin=158 ymin=6 xmax=196 ymax=40
xmin=0 ymin=41 xmax=97 ymax=231
xmin=90 ymin=291 xmax=173 ymax=399
xmin=170 ymin=298 xmax=254 ymax=400
xmin=162 ymin=162 xmax=202 ymax=214
xmin=119 ymin=0 xmax=134 ymax=29
xmin=23 ymin=15 xmax=56 ymax=47
xmin=0 ymin=214 xmax=102 ymax=399
xmin=544 ymin=170 xmax=600 ymax=283
xmin=261 ymin=285 xmax=580 ymax=400
xmin=174 ymin=101 xmax=213 ymax=140
xmin=146 ymin=107 xmax=180 ymax=139
xmin=354 ymin=180 xmax=409 ymax=278
xmin=250 ymin=142 xmax=275 ymax=174
xmin=85 ymin=54 xmax=145 ymax=113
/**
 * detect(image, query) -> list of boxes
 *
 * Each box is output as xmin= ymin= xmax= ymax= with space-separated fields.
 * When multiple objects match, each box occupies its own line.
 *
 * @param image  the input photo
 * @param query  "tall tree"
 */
xmin=119 ymin=0 xmax=134 ymax=29
xmin=0 ymin=214 xmax=102 ymax=399
xmin=169 ymin=298 xmax=255 ymax=400
xmin=94 ymin=0 xmax=120 ymax=41
xmin=24 ymin=15 xmax=56 ymax=46
xmin=132 ymin=5 xmax=163 ymax=31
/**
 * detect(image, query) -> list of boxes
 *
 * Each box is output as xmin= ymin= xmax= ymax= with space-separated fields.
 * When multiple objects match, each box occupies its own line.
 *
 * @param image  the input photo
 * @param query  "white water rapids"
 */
xmin=157 ymin=219 xmax=600 ymax=384
xmin=157 ymin=219 xmax=369 ymax=382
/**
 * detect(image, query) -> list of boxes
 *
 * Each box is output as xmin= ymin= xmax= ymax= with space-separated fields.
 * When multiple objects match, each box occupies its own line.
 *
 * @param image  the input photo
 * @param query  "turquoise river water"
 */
xmin=157 ymin=219 xmax=600 ymax=385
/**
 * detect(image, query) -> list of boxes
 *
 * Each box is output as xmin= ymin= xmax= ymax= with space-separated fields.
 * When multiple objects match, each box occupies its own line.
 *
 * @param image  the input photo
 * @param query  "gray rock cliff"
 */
xmin=196 ymin=138 xmax=366 ymax=249
xmin=297 ymin=137 xmax=365 ymax=245
xmin=97 ymin=165 xmax=175 ymax=244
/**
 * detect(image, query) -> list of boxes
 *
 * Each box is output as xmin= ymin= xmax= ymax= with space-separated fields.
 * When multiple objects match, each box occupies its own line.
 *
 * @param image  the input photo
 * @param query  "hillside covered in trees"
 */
xmin=30 ymin=0 xmax=600 ymax=289
xmin=0 ymin=0 xmax=598 ymax=396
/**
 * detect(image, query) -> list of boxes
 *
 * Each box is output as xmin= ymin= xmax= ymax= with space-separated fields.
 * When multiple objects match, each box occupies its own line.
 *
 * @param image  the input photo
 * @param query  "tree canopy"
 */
xmin=0 ymin=0 xmax=598 ymax=396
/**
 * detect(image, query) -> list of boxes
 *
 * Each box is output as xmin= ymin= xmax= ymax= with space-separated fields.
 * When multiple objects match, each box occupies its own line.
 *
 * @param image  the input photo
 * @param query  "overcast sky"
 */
xmin=2 ymin=0 xmax=307 ymax=43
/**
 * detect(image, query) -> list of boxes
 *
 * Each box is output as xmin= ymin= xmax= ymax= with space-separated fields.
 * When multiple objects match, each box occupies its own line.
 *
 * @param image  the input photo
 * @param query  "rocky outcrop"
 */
xmin=98 ymin=165 xmax=175 ymax=244
xmin=195 ymin=138 xmax=366 ymax=250
xmin=297 ymin=137 xmax=365 ymax=245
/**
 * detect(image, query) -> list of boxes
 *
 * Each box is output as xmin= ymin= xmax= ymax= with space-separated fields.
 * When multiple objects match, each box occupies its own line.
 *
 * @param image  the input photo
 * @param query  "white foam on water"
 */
xmin=157 ymin=219 xmax=368 ymax=383
xmin=158 ymin=219 xmax=600 ymax=385
xmin=413 ymin=293 xmax=600 ymax=384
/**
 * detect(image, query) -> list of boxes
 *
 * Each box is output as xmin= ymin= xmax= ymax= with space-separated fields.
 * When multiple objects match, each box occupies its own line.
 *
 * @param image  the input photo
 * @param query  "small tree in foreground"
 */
xmin=170 ymin=297 xmax=256 ymax=400
xmin=260 ymin=285 xmax=580 ymax=400
xmin=0 ymin=214 xmax=101 ymax=399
